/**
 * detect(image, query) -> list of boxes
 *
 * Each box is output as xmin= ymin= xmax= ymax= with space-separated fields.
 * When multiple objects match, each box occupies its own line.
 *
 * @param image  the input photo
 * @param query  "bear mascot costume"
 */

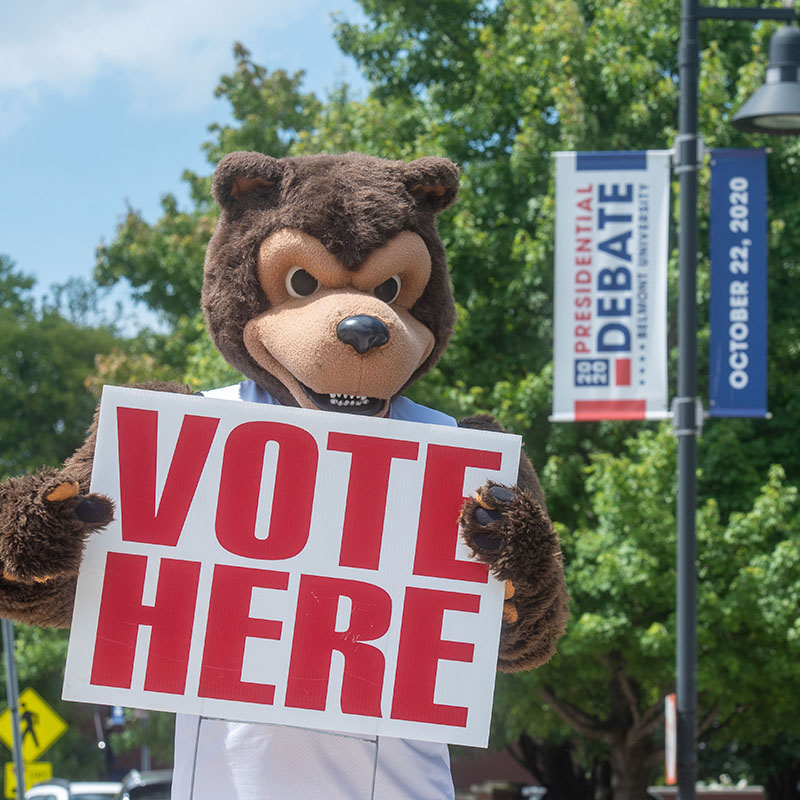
xmin=0 ymin=152 xmax=568 ymax=799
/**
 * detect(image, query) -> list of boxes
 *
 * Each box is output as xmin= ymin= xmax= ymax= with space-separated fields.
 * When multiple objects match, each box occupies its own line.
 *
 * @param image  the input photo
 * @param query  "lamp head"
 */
xmin=732 ymin=24 xmax=800 ymax=135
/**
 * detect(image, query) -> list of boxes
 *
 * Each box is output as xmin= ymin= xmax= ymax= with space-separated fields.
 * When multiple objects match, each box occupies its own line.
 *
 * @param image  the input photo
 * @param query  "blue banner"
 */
xmin=709 ymin=149 xmax=768 ymax=418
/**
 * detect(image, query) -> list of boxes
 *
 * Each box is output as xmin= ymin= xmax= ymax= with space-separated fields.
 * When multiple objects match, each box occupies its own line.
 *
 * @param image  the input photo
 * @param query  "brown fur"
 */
xmin=0 ymin=575 xmax=80 ymax=629
xmin=0 ymin=382 xmax=192 ymax=613
xmin=0 ymin=153 xmax=567 ymax=680
xmin=0 ymin=469 xmax=107 ymax=583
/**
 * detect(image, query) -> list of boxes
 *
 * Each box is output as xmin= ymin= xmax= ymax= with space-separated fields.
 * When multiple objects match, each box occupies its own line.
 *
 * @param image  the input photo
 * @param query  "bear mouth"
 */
xmin=300 ymin=383 xmax=386 ymax=416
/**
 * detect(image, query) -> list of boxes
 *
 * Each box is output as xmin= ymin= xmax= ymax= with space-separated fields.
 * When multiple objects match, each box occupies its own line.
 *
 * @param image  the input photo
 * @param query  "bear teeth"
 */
xmin=328 ymin=393 xmax=368 ymax=407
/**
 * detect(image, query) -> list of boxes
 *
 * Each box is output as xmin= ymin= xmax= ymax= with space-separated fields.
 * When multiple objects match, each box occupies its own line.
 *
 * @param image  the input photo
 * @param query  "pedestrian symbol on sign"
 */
xmin=20 ymin=704 xmax=39 ymax=750
xmin=0 ymin=688 xmax=67 ymax=762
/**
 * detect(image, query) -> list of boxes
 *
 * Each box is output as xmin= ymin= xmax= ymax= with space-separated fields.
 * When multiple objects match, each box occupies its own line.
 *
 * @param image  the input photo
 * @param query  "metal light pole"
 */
xmin=675 ymin=3 xmax=799 ymax=798
xmin=676 ymin=5 xmax=702 ymax=795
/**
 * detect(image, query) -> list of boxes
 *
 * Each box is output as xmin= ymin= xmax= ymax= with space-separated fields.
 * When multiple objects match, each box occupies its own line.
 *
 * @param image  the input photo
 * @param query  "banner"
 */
xmin=63 ymin=387 xmax=521 ymax=748
xmin=709 ymin=149 xmax=768 ymax=418
xmin=552 ymin=151 xmax=671 ymax=422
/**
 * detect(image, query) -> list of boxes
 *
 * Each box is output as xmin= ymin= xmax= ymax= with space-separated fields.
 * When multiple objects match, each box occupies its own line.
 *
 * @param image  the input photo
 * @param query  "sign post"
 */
xmin=64 ymin=387 xmax=521 ymax=748
xmin=1 ymin=621 xmax=24 ymax=799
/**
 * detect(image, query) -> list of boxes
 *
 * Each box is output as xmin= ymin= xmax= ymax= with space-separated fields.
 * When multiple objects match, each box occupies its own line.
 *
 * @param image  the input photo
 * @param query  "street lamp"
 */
xmin=676 ymin=3 xmax=800 ymax=799
xmin=732 ymin=24 xmax=800 ymax=134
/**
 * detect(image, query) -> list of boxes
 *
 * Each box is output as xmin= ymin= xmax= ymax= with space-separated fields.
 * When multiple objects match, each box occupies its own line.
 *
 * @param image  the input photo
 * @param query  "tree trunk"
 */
xmin=608 ymin=739 xmax=654 ymax=800
xmin=533 ymin=661 xmax=665 ymax=799
xmin=511 ymin=735 xmax=612 ymax=800
xmin=765 ymin=760 xmax=800 ymax=800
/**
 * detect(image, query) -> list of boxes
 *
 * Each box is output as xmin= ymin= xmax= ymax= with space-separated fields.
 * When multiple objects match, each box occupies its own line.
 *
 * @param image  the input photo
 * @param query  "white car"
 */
xmin=26 ymin=779 xmax=122 ymax=800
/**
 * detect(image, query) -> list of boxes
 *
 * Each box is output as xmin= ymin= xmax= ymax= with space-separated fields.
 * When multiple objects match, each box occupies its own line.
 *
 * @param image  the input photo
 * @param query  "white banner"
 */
xmin=552 ymin=151 xmax=671 ymax=422
xmin=63 ymin=387 xmax=521 ymax=747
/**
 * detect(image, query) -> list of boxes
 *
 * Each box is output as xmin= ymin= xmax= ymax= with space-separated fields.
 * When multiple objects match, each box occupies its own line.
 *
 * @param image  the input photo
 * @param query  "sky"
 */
xmin=0 ymin=0 xmax=367 ymax=329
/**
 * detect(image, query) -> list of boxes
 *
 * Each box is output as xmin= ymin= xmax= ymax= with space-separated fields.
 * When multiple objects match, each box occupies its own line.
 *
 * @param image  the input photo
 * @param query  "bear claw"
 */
xmin=45 ymin=482 xmax=80 ymax=502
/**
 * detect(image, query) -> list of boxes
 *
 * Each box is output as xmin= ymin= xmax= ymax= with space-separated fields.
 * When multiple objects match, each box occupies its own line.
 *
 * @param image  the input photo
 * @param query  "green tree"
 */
xmin=492 ymin=428 xmax=800 ymax=799
xmin=0 ymin=258 xmax=117 ymax=477
xmin=0 ymin=257 xmax=125 ymax=790
xmin=107 ymin=710 xmax=176 ymax=770
xmin=702 ymin=735 xmax=800 ymax=799
xmin=0 ymin=255 xmax=35 ymax=316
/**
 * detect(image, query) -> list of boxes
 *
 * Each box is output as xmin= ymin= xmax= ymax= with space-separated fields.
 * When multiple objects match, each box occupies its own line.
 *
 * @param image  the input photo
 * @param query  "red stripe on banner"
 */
xmin=574 ymin=400 xmax=646 ymax=420
xmin=615 ymin=359 xmax=631 ymax=386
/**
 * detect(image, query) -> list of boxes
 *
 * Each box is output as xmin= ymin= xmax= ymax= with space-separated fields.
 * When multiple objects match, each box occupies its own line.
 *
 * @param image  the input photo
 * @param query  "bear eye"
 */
xmin=285 ymin=266 xmax=319 ymax=298
xmin=373 ymin=275 xmax=402 ymax=304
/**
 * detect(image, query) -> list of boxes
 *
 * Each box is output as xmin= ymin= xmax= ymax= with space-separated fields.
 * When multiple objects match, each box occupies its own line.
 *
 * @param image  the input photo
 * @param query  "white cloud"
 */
xmin=0 ymin=0 xmax=337 ymax=132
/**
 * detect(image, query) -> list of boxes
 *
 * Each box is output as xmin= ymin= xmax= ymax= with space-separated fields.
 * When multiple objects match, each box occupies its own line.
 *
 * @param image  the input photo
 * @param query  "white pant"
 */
xmin=171 ymin=715 xmax=455 ymax=799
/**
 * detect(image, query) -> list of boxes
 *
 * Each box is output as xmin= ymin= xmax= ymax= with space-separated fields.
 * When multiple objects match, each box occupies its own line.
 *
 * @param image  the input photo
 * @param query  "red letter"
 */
xmin=391 ymin=587 xmax=480 ymax=727
xmin=118 ymin=408 xmax=219 ymax=546
xmin=90 ymin=552 xmax=201 ymax=694
xmin=328 ymin=432 xmax=419 ymax=570
xmin=413 ymin=444 xmax=502 ymax=582
xmin=198 ymin=565 xmax=289 ymax=705
xmin=285 ymin=575 xmax=392 ymax=716
xmin=216 ymin=421 xmax=318 ymax=560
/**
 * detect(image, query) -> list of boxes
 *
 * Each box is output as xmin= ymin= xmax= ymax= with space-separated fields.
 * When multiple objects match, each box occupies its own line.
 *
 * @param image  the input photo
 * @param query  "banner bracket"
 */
xmin=671 ymin=396 xmax=705 ymax=437
xmin=672 ymin=134 xmax=706 ymax=174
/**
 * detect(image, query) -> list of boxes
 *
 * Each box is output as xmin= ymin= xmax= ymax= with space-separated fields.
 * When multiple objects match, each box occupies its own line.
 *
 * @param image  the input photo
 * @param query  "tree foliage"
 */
xmin=0 ymin=257 xmax=124 ymax=790
xmin=494 ymin=427 xmax=800 ymax=796
xmin=0 ymin=257 xmax=117 ymax=477
xmin=3 ymin=626 xmax=107 ymax=785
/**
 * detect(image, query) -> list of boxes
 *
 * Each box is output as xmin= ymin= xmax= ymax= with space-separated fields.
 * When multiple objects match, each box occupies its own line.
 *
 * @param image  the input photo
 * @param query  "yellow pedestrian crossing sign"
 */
xmin=4 ymin=761 xmax=53 ymax=798
xmin=0 ymin=688 xmax=67 ymax=761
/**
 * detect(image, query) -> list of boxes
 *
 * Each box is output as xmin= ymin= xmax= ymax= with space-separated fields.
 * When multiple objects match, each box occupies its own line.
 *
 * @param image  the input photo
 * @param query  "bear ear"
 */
xmin=212 ymin=151 xmax=284 ymax=210
xmin=403 ymin=157 xmax=460 ymax=214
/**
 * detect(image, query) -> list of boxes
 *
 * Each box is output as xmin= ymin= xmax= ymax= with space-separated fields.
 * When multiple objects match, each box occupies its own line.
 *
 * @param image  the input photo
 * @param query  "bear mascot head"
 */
xmin=203 ymin=151 xmax=458 ymax=415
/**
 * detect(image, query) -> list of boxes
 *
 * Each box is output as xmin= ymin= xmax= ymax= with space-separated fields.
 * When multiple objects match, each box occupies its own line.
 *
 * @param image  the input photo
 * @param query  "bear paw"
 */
xmin=460 ymin=482 xmax=557 ymax=625
xmin=0 ymin=472 xmax=114 ymax=584
xmin=45 ymin=481 xmax=111 ymax=525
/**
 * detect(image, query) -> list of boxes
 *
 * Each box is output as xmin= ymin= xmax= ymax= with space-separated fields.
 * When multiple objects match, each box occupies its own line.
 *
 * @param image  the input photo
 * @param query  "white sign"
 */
xmin=665 ymin=692 xmax=677 ymax=785
xmin=552 ymin=151 xmax=671 ymax=422
xmin=63 ymin=387 xmax=521 ymax=747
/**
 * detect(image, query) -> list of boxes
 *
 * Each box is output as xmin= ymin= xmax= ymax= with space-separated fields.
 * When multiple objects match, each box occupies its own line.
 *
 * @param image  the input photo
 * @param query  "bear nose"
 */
xmin=337 ymin=315 xmax=390 ymax=354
